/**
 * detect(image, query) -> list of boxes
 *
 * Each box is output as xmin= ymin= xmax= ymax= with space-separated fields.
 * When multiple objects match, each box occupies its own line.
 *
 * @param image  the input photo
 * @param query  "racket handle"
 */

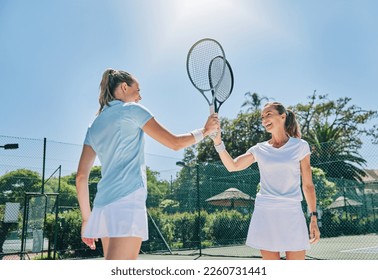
xmin=209 ymin=104 xmax=215 ymax=114
xmin=209 ymin=131 xmax=218 ymax=139
xmin=209 ymin=105 xmax=218 ymax=139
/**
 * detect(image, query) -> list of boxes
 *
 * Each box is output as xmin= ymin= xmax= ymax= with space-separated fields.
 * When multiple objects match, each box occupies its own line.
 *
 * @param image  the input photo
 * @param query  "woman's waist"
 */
xmin=255 ymin=194 xmax=302 ymax=208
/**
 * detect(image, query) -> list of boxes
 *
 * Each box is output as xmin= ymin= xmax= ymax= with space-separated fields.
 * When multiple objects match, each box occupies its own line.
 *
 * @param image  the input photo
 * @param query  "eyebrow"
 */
xmin=261 ymin=110 xmax=273 ymax=116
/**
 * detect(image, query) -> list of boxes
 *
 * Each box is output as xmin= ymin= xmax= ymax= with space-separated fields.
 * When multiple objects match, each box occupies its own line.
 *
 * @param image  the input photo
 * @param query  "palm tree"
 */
xmin=293 ymin=92 xmax=376 ymax=182
xmin=304 ymin=123 xmax=367 ymax=181
xmin=241 ymin=92 xmax=270 ymax=112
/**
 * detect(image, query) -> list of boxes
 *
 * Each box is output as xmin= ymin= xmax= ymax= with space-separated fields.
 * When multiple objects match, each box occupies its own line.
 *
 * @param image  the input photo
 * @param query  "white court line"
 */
xmin=341 ymin=246 xmax=378 ymax=253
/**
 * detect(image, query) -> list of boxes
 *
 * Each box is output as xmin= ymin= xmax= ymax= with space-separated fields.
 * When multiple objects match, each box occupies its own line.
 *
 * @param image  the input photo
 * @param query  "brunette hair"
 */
xmin=264 ymin=102 xmax=301 ymax=138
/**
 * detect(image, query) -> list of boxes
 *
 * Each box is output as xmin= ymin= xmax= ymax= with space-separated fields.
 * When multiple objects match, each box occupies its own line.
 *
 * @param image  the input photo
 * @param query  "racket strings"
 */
xmin=209 ymin=58 xmax=233 ymax=102
xmin=215 ymin=66 xmax=233 ymax=102
xmin=187 ymin=40 xmax=225 ymax=91
xmin=209 ymin=56 xmax=224 ymax=90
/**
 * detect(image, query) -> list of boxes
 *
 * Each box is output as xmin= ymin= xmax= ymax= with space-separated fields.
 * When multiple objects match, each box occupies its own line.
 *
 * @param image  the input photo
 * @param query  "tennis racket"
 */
xmin=186 ymin=38 xmax=227 ymax=115
xmin=208 ymin=56 xmax=234 ymax=138
xmin=209 ymin=56 xmax=234 ymax=113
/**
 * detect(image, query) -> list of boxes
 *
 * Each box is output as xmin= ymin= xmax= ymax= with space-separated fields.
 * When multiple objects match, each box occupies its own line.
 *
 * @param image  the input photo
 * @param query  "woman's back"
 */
xmin=84 ymin=100 xmax=153 ymax=207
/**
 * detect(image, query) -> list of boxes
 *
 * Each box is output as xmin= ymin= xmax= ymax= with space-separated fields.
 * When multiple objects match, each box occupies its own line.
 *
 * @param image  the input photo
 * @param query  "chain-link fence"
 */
xmin=145 ymin=162 xmax=378 ymax=260
xmin=1 ymin=135 xmax=377 ymax=260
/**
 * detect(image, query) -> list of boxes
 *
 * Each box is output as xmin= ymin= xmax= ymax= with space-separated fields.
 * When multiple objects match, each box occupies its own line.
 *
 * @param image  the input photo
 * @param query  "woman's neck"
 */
xmin=269 ymin=133 xmax=290 ymax=148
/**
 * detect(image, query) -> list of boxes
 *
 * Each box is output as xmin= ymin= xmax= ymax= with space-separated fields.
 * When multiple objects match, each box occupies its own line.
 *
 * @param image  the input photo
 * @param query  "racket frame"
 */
xmin=208 ymin=56 xmax=234 ymax=139
xmin=213 ymin=58 xmax=234 ymax=113
xmin=186 ymin=38 xmax=227 ymax=111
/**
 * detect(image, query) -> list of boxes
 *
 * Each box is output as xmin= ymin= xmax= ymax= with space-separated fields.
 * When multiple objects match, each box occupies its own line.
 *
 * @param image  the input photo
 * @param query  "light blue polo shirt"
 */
xmin=84 ymin=100 xmax=154 ymax=207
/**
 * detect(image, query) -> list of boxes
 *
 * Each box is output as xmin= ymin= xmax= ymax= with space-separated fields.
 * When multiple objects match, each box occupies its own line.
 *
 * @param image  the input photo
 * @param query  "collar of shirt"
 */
xmin=103 ymin=100 xmax=124 ymax=112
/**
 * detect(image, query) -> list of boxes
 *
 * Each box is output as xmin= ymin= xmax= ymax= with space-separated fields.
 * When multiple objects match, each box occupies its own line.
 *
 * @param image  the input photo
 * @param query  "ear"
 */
xmin=122 ymin=82 xmax=128 ymax=93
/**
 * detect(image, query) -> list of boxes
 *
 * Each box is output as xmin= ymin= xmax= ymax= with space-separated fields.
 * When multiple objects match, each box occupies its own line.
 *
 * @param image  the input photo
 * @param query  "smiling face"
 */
xmin=261 ymin=104 xmax=286 ymax=134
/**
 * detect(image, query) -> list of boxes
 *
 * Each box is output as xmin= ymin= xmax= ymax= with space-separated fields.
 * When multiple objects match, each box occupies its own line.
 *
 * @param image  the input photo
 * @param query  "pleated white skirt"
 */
xmin=83 ymin=187 xmax=148 ymax=241
xmin=246 ymin=197 xmax=310 ymax=252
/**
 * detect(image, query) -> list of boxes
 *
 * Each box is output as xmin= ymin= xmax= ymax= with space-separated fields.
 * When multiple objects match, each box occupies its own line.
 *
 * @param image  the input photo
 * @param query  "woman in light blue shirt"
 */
xmin=76 ymin=68 xmax=218 ymax=260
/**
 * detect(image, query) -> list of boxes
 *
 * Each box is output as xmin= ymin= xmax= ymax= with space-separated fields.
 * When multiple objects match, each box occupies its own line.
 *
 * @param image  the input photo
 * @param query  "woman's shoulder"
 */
xmin=123 ymin=102 xmax=153 ymax=114
xmin=290 ymin=137 xmax=309 ymax=145
xmin=248 ymin=140 xmax=268 ymax=151
xmin=289 ymin=138 xmax=310 ymax=153
xmin=123 ymin=102 xmax=147 ymax=109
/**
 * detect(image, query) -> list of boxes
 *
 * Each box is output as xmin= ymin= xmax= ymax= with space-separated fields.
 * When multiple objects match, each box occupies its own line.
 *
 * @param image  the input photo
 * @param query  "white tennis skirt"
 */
xmin=246 ymin=197 xmax=310 ymax=252
xmin=83 ymin=187 xmax=148 ymax=241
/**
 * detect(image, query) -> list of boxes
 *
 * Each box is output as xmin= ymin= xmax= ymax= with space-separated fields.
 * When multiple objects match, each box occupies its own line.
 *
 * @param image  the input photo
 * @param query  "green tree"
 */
xmin=241 ymin=91 xmax=270 ymax=112
xmin=311 ymin=167 xmax=337 ymax=209
xmin=57 ymin=180 xmax=78 ymax=208
xmin=0 ymin=169 xmax=41 ymax=257
xmin=292 ymin=91 xmax=378 ymax=181
xmin=185 ymin=91 xmax=377 ymax=182
xmin=192 ymin=109 xmax=269 ymax=163
xmin=172 ymin=164 xmax=195 ymax=212
xmin=0 ymin=169 xmax=41 ymax=202
xmin=176 ymin=93 xmax=270 ymax=212
xmin=64 ymin=165 xmax=102 ymax=207
xmin=146 ymin=167 xmax=170 ymax=208
xmin=66 ymin=165 xmax=171 ymax=208
xmin=182 ymin=92 xmax=270 ymax=163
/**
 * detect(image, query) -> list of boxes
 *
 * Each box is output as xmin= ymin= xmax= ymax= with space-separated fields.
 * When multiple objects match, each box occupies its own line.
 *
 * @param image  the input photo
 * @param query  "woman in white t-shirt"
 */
xmin=212 ymin=102 xmax=320 ymax=260
xmin=76 ymin=68 xmax=219 ymax=260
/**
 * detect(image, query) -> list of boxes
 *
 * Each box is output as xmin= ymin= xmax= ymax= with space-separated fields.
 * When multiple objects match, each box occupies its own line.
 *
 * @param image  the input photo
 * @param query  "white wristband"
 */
xmin=191 ymin=129 xmax=204 ymax=144
xmin=214 ymin=141 xmax=226 ymax=153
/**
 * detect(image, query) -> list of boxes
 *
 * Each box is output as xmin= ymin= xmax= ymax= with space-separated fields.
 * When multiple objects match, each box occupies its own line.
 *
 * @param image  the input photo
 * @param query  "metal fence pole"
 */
xmin=41 ymin=138 xmax=46 ymax=194
xmin=53 ymin=165 xmax=61 ymax=260
xmin=196 ymin=163 xmax=202 ymax=258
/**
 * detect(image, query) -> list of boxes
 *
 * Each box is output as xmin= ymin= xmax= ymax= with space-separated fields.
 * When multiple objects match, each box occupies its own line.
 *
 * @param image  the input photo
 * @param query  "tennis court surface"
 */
xmin=89 ymin=235 xmax=378 ymax=260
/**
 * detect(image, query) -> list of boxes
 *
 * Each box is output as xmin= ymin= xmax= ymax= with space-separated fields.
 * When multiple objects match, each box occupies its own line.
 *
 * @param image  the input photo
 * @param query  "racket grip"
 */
xmin=208 ymin=105 xmax=218 ymax=139
xmin=209 ymin=104 xmax=215 ymax=114
xmin=209 ymin=130 xmax=218 ymax=139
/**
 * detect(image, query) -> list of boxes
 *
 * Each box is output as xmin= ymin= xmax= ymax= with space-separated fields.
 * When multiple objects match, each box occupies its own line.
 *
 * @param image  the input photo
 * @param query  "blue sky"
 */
xmin=1 ymin=0 xmax=377 ymax=177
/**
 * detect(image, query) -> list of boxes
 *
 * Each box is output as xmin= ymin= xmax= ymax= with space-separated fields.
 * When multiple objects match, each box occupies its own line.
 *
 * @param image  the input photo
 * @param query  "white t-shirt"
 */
xmin=247 ymin=137 xmax=311 ymax=202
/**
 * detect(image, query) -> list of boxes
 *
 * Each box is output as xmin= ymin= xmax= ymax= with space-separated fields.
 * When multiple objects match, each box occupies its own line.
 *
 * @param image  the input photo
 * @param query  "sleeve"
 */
xmin=130 ymin=103 xmax=154 ymax=128
xmin=299 ymin=139 xmax=311 ymax=160
xmin=83 ymin=128 xmax=93 ymax=147
xmin=247 ymin=144 xmax=259 ymax=161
